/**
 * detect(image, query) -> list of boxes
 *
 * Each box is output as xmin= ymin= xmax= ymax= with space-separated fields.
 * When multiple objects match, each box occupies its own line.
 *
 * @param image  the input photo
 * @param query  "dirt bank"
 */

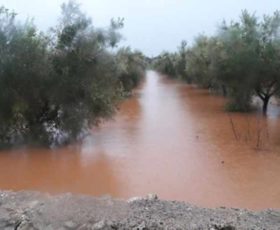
xmin=0 ymin=191 xmax=279 ymax=230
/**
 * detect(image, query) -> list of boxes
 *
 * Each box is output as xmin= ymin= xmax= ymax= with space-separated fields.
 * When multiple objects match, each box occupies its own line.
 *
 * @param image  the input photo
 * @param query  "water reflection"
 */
xmin=0 ymin=71 xmax=280 ymax=210
xmin=0 ymin=148 xmax=120 ymax=196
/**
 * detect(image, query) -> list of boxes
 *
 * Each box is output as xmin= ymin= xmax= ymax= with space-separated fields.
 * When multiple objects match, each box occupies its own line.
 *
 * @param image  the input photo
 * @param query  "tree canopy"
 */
xmin=0 ymin=1 xmax=145 ymax=148
xmin=153 ymin=10 xmax=280 ymax=114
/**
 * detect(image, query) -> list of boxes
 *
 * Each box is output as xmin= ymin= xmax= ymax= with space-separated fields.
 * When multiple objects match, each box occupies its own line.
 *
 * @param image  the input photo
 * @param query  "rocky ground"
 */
xmin=0 ymin=191 xmax=279 ymax=230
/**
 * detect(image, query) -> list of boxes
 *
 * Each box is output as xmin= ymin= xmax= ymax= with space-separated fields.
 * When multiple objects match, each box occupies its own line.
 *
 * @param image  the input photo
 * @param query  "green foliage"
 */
xmin=153 ymin=52 xmax=177 ymax=77
xmin=0 ymin=7 xmax=52 ymax=146
xmin=225 ymin=89 xmax=254 ymax=112
xmin=175 ymin=40 xmax=188 ymax=80
xmin=0 ymin=2 xmax=145 ymax=148
xmin=216 ymin=11 xmax=280 ymax=113
xmin=116 ymin=47 xmax=146 ymax=94
xmin=159 ymin=10 xmax=280 ymax=114
xmin=185 ymin=36 xmax=220 ymax=88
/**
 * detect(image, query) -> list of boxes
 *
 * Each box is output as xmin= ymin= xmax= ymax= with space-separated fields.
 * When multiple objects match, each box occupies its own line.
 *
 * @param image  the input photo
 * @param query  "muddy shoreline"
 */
xmin=0 ymin=191 xmax=279 ymax=229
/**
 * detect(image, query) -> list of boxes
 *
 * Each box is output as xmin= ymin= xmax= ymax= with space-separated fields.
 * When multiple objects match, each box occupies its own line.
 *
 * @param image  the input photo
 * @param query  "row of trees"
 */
xmin=0 ymin=1 xmax=146 ymax=148
xmin=154 ymin=10 xmax=280 ymax=114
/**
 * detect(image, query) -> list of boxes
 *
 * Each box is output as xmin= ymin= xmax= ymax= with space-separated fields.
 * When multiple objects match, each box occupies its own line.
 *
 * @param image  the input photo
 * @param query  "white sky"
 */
xmin=0 ymin=0 xmax=279 ymax=56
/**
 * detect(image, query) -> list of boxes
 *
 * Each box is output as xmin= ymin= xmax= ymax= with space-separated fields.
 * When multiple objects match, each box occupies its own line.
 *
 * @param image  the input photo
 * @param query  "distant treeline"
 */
xmin=153 ymin=10 xmax=280 ymax=114
xmin=0 ymin=1 xmax=146 ymax=148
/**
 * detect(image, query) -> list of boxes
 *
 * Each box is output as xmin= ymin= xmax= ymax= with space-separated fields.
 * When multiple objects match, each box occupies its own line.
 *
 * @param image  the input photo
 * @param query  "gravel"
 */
xmin=0 ymin=191 xmax=279 ymax=230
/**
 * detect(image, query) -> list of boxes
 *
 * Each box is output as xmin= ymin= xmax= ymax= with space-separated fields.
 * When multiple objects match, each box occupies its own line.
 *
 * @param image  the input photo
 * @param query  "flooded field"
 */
xmin=1 ymin=71 xmax=280 ymax=210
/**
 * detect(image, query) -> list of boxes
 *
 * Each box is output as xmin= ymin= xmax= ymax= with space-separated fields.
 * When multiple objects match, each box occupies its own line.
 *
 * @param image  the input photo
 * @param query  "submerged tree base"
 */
xmin=225 ymin=101 xmax=256 ymax=113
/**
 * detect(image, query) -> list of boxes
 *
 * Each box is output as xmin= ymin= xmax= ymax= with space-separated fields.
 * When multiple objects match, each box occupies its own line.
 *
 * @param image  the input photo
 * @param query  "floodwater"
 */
xmin=0 ymin=71 xmax=280 ymax=210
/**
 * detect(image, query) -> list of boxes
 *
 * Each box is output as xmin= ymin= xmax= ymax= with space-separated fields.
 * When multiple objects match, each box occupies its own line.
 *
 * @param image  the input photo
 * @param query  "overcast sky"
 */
xmin=0 ymin=0 xmax=279 ymax=56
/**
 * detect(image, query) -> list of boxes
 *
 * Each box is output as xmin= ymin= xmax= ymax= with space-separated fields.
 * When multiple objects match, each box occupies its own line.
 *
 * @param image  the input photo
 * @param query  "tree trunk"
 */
xmin=221 ymin=84 xmax=227 ymax=97
xmin=262 ymin=96 xmax=270 ymax=115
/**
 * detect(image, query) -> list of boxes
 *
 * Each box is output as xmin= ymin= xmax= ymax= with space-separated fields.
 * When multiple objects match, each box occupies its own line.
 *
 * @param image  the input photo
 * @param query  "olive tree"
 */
xmin=0 ymin=1 xmax=145 ymax=148
xmin=153 ymin=52 xmax=177 ymax=76
xmin=49 ymin=0 xmax=125 ymax=144
xmin=0 ymin=7 xmax=53 ymax=146
xmin=254 ymin=11 xmax=280 ymax=114
xmin=116 ymin=47 xmax=145 ymax=94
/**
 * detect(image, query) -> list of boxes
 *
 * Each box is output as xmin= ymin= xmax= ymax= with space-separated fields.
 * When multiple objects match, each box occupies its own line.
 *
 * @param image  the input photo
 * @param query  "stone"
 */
xmin=127 ymin=197 xmax=143 ymax=203
xmin=132 ymin=221 xmax=146 ymax=230
xmin=64 ymin=221 xmax=77 ymax=229
xmin=92 ymin=220 xmax=106 ymax=229
xmin=147 ymin=194 xmax=158 ymax=201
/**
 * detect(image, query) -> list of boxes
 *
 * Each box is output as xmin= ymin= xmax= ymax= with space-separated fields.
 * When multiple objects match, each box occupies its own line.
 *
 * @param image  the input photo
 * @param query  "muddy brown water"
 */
xmin=0 ymin=71 xmax=280 ymax=210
